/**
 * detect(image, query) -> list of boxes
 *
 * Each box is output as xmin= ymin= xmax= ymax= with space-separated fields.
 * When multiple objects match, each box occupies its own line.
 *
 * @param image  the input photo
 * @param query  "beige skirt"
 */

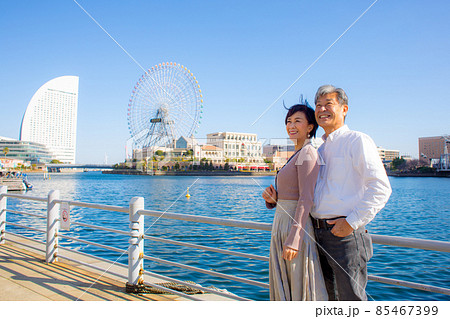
xmin=269 ymin=199 xmax=328 ymax=300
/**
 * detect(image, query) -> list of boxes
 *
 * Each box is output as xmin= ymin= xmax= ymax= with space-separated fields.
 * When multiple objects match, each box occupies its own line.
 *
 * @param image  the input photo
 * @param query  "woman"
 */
xmin=262 ymin=102 xmax=327 ymax=301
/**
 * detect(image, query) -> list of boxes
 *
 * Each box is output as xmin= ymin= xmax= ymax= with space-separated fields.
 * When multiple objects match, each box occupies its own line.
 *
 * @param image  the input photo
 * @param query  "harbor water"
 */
xmin=5 ymin=172 xmax=449 ymax=301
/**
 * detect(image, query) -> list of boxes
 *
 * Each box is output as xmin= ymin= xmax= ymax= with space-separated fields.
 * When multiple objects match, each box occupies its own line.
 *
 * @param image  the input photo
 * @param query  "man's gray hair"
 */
xmin=314 ymin=84 xmax=348 ymax=105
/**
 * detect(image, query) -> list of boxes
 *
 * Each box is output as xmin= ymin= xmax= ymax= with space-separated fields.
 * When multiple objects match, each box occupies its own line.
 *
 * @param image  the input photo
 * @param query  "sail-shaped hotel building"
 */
xmin=20 ymin=76 xmax=79 ymax=164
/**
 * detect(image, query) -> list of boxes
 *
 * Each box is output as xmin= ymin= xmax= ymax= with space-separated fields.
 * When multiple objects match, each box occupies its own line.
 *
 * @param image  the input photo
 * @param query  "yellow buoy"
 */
xmin=186 ymin=187 xmax=191 ymax=198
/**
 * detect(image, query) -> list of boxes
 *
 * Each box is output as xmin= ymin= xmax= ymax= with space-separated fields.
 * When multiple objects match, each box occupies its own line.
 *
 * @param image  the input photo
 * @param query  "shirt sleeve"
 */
xmin=284 ymin=145 xmax=319 ymax=251
xmin=345 ymin=134 xmax=392 ymax=230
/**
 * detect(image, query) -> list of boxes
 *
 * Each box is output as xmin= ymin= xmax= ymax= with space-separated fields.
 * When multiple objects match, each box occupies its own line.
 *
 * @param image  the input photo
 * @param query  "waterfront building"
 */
xmin=206 ymin=132 xmax=264 ymax=163
xmin=175 ymin=136 xmax=197 ymax=149
xmin=199 ymin=145 xmax=224 ymax=165
xmin=133 ymin=146 xmax=172 ymax=161
xmin=262 ymin=144 xmax=295 ymax=170
xmin=20 ymin=76 xmax=79 ymax=164
xmin=0 ymin=136 xmax=53 ymax=164
xmin=174 ymin=135 xmax=202 ymax=162
xmin=377 ymin=147 xmax=400 ymax=164
xmin=419 ymin=135 xmax=449 ymax=162
xmin=134 ymin=136 xmax=201 ymax=162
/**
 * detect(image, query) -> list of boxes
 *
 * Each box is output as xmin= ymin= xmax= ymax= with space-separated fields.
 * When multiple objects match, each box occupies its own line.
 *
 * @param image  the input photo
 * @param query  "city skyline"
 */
xmin=1 ymin=1 xmax=449 ymax=164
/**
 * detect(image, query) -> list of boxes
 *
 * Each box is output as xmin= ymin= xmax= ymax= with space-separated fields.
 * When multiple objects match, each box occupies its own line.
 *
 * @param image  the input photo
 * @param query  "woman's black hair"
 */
xmin=284 ymin=97 xmax=318 ymax=138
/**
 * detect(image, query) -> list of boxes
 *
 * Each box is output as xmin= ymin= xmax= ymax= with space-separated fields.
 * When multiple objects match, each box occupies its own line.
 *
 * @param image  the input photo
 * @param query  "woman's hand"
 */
xmin=283 ymin=247 xmax=298 ymax=261
xmin=262 ymin=184 xmax=277 ymax=204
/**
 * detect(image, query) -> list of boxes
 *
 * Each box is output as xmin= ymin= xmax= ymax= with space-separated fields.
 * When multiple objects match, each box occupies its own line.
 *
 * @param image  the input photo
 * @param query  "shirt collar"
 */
xmin=321 ymin=125 xmax=349 ymax=142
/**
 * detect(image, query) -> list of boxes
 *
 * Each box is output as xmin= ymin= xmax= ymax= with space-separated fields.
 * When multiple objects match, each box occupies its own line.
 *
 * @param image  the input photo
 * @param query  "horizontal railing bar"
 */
xmin=1 ymin=193 xmax=47 ymax=202
xmin=139 ymin=209 xmax=272 ymax=231
xmin=53 ymin=199 xmax=128 ymax=213
xmin=70 ymin=221 xmax=129 ymax=236
xmin=369 ymin=275 xmax=450 ymax=295
xmin=143 ymin=270 xmax=250 ymax=301
xmin=5 ymin=222 xmax=46 ymax=234
xmin=371 ymin=234 xmax=450 ymax=253
xmin=58 ymin=254 xmax=128 ymax=281
xmin=4 ymin=232 xmax=45 ymax=252
xmin=5 ymin=209 xmax=46 ymax=219
xmin=142 ymin=254 xmax=269 ymax=289
xmin=141 ymin=281 xmax=204 ymax=301
xmin=58 ymin=234 xmax=127 ymax=255
xmin=143 ymin=235 xmax=269 ymax=262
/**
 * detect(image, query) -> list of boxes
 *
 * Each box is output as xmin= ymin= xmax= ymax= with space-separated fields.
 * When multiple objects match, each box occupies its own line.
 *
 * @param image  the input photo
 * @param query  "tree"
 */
xmin=186 ymin=149 xmax=194 ymax=169
xmin=405 ymin=158 xmax=430 ymax=171
xmin=50 ymin=159 xmax=62 ymax=164
xmin=390 ymin=157 xmax=406 ymax=171
xmin=155 ymin=150 xmax=164 ymax=156
xmin=224 ymin=162 xmax=230 ymax=170
xmin=141 ymin=160 xmax=147 ymax=172
xmin=3 ymin=147 xmax=9 ymax=157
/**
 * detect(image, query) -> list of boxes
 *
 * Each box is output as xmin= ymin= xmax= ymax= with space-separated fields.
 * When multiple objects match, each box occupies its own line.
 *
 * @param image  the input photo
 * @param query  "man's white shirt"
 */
xmin=311 ymin=125 xmax=392 ymax=230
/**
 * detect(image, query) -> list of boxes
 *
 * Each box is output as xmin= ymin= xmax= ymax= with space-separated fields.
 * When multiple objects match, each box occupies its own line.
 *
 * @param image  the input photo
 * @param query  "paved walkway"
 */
xmin=0 ymin=243 xmax=176 ymax=301
xmin=0 ymin=235 xmax=234 ymax=301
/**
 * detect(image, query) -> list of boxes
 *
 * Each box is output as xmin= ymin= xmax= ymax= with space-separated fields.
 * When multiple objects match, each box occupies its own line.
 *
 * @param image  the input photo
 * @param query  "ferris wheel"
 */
xmin=127 ymin=62 xmax=203 ymax=150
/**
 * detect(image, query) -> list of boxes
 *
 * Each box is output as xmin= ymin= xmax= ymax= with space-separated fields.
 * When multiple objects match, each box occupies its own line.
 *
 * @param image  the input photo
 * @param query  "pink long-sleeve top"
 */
xmin=266 ymin=143 xmax=320 ymax=251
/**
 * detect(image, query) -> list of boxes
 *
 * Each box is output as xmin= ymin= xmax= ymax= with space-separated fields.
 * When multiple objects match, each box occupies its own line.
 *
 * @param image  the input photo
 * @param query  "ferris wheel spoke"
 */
xmin=140 ymin=71 xmax=164 ymax=108
xmin=140 ymin=74 xmax=163 ymax=106
xmin=160 ymin=67 xmax=198 ymax=123
xmin=160 ymin=73 xmax=197 ymax=123
xmin=172 ymin=91 xmax=197 ymax=117
xmin=175 ymin=118 xmax=193 ymax=137
xmin=145 ymin=74 xmax=172 ymax=110
xmin=146 ymin=69 xmax=174 ymax=104
xmin=135 ymin=79 xmax=155 ymax=103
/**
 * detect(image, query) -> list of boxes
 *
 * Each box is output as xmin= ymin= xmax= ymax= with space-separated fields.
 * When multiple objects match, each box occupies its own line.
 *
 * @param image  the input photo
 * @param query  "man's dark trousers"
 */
xmin=314 ymin=225 xmax=373 ymax=301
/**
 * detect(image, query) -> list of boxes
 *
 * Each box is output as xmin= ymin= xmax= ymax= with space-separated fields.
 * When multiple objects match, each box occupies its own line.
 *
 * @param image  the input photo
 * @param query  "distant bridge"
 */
xmin=46 ymin=164 xmax=114 ymax=169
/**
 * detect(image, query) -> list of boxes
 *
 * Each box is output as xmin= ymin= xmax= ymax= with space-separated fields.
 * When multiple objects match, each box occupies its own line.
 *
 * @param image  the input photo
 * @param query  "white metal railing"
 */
xmin=1 ymin=185 xmax=449 ymax=300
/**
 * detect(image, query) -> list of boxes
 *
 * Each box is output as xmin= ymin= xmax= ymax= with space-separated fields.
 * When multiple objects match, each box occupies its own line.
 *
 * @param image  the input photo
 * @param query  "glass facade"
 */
xmin=0 ymin=137 xmax=53 ymax=163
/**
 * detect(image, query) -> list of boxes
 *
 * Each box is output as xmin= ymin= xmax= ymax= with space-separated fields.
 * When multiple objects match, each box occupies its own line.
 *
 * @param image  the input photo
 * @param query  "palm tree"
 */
xmin=3 ymin=147 xmax=9 ymax=160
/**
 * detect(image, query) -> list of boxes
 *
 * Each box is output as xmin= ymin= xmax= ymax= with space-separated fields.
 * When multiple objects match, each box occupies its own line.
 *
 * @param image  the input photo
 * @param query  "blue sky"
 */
xmin=1 ymin=0 xmax=449 ymax=164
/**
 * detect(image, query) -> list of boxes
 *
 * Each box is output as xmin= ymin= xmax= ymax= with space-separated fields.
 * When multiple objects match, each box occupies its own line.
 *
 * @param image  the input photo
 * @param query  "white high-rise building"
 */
xmin=20 ymin=76 xmax=79 ymax=164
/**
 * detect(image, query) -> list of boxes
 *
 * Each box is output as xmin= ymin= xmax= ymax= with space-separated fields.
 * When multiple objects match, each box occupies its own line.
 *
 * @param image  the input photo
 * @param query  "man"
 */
xmin=311 ymin=84 xmax=391 ymax=300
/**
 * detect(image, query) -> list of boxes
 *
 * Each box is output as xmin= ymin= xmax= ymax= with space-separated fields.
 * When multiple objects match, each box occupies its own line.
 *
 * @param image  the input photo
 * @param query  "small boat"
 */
xmin=23 ymin=176 xmax=33 ymax=190
xmin=0 ymin=171 xmax=33 ymax=191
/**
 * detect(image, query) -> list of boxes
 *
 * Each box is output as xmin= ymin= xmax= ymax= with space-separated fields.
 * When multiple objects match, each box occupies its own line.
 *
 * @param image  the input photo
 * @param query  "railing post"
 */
xmin=128 ymin=197 xmax=144 ymax=287
xmin=46 ymin=190 xmax=60 ymax=263
xmin=0 ymin=186 xmax=7 ymax=245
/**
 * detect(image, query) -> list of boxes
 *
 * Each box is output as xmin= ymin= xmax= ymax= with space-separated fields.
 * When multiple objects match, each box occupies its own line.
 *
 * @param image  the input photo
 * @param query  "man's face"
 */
xmin=315 ymin=92 xmax=348 ymax=136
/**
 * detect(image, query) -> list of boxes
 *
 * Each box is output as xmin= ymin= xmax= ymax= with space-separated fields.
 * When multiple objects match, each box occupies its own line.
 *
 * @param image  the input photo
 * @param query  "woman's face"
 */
xmin=286 ymin=111 xmax=313 ymax=144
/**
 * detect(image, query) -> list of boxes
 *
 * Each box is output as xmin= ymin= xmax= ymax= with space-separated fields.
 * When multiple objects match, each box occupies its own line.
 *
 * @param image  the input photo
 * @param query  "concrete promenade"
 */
xmin=0 ymin=234 xmax=233 ymax=301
